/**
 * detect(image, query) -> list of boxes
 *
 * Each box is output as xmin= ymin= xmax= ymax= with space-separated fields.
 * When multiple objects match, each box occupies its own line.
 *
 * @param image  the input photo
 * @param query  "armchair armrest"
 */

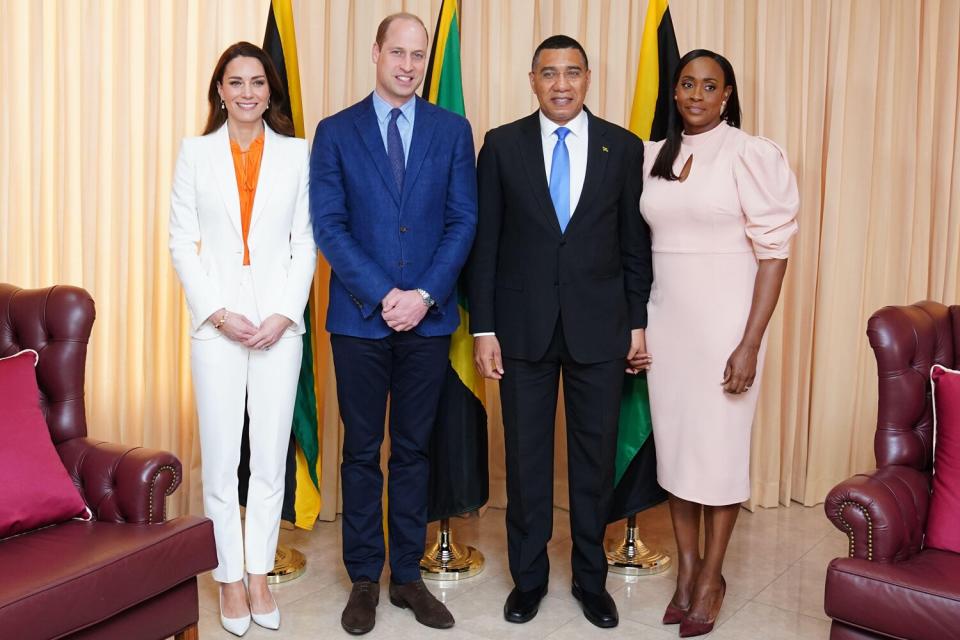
xmin=824 ymin=465 xmax=931 ymax=562
xmin=57 ymin=437 xmax=182 ymax=524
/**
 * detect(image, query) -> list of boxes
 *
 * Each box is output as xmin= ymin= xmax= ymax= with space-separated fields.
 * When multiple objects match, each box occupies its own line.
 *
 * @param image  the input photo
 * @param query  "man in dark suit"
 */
xmin=468 ymin=35 xmax=652 ymax=629
xmin=309 ymin=12 xmax=477 ymax=635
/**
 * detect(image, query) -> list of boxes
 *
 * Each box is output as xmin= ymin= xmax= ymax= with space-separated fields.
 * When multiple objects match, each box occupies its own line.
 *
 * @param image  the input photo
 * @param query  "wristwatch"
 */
xmin=416 ymin=288 xmax=435 ymax=307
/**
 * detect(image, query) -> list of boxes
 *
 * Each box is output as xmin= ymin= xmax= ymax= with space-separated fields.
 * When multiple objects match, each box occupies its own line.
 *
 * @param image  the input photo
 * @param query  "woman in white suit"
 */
xmin=169 ymin=41 xmax=315 ymax=636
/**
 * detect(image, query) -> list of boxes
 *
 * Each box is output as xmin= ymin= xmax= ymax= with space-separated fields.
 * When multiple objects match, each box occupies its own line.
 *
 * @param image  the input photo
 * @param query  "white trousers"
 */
xmin=191 ymin=267 xmax=302 ymax=583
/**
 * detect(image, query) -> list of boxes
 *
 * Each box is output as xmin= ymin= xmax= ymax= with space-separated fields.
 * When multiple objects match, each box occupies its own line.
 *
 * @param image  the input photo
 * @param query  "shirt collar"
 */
xmin=372 ymin=90 xmax=417 ymax=125
xmin=229 ymin=131 xmax=264 ymax=154
xmin=539 ymin=108 xmax=589 ymax=140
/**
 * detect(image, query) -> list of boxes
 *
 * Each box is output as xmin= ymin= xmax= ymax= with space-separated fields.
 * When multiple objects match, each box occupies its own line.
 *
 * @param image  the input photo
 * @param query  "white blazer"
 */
xmin=169 ymin=123 xmax=316 ymax=340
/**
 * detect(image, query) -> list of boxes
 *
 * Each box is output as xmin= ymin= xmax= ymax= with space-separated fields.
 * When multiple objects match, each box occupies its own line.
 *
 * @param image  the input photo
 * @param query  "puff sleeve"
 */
xmin=734 ymin=136 xmax=799 ymax=259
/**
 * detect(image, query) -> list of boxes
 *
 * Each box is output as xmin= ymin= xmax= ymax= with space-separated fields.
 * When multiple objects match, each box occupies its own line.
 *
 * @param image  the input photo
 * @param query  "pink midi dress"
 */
xmin=640 ymin=122 xmax=799 ymax=505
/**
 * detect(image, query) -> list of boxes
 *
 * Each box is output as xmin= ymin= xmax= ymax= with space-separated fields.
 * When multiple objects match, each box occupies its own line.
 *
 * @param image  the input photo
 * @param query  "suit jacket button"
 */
xmin=400 ymin=226 xmax=408 ymax=233
xmin=559 ymin=239 xmax=567 ymax=246
xmin=398 ymin=260 xmax=405 ymax=267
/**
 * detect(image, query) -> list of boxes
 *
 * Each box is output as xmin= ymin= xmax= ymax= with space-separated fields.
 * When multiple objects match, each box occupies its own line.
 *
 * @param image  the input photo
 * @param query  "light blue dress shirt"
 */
xmin=372 ymin=90 xmax=415 ymax=165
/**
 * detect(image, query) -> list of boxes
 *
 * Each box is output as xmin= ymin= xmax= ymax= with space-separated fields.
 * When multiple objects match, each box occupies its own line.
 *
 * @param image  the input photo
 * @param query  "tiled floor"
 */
xmin=191 ymin=503 xmax=845 ymax=639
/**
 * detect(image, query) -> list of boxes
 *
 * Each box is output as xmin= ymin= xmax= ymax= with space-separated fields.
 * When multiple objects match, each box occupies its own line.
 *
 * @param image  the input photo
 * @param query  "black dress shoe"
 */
xmin=503 ymin=583 xmax=548 ymax=623
xmin=571 ymin=581 xmax=618 ymax=628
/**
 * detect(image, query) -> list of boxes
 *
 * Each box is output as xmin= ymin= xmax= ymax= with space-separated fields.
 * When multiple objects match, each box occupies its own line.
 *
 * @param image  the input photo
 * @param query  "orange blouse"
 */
xmin=229 ymin=133 xmax=265 ymax=265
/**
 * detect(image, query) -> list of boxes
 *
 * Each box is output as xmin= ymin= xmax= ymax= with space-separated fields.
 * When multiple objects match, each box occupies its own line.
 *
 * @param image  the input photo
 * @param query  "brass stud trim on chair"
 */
xmin=837 ymin=500 xmax=873 ymax=561
xmin=149 ymin=465 xmax=178 ymax=523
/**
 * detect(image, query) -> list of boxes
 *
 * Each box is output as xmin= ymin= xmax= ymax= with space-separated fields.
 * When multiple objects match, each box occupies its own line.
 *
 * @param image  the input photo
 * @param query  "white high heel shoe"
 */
xmin=251 ymin=598 xmax=281 ymax=631
xmin=245 ymin=573 xmax=281 ymax=630
xmin=219 ymin=586 xmax=251 ymax=637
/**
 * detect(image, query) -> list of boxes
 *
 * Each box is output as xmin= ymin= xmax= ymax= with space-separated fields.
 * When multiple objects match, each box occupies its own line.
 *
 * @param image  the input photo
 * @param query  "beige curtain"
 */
xmin=1 ymin=0 xmax=958 ymax=521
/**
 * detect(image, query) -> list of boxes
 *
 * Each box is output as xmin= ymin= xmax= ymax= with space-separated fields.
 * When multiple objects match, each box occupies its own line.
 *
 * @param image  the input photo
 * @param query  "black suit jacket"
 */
xmin=468 ymin=109 xmax=652 ymax=364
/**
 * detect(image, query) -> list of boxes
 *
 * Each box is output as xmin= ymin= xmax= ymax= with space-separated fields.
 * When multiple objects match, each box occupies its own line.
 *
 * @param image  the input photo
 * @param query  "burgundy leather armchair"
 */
xmin=824 ymin=301 xmax=960 ymax=640
xmin=0 ymin=284 xmax=217 ymax=640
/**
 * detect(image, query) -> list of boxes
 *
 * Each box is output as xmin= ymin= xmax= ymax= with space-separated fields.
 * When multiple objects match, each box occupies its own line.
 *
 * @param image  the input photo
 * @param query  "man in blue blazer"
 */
xmin=309 ymin=12 xmax=477 ymax=636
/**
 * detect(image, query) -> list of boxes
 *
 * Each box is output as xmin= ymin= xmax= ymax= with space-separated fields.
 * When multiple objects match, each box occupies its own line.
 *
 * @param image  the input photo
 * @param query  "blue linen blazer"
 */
xmin=309 ymin=94 xmax=477 ymax=338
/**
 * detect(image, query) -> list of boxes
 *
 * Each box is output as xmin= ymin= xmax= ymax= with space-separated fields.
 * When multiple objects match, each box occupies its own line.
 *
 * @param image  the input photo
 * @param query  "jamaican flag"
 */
xmin=609 ymin=0 xmax=679 ymax=521
xmin=239 ymin=0 xmax=326 ymax=531
xmin=423 ymin=0 xmax=489 ymax=522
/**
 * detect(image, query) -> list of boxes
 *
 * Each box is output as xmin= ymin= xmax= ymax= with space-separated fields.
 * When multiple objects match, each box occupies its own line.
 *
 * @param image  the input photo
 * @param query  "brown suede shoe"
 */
xmin=341 ymin=579 xmax=380 ymax=635
xmin=388 ymin=579 xmax=455 ymax=629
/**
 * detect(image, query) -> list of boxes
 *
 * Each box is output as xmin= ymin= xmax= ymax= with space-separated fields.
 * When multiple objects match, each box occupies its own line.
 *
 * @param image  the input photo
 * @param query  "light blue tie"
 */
xmin=549 ymin=126 xmax=571 ymax=232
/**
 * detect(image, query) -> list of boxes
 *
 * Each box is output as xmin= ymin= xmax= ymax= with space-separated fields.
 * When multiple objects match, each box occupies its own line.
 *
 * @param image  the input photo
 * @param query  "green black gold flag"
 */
xmin=609 ymin=0 xmax=679 ymax=521
xmin=423 ymin=0 xmax=489 ymax=522
xmin=239 ymin=0 xmax=324 ymax=530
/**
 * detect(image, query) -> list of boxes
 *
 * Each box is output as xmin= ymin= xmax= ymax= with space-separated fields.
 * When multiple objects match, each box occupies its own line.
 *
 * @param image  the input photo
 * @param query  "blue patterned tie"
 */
xmin=549 ymin=126 xmax=571 ymax=232
xmin=387 ymin=108 xmax=405 ymax=192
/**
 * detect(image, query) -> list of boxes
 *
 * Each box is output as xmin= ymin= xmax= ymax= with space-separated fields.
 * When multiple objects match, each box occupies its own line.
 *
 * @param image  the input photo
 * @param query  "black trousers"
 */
xmin=500 ymin=319 xmax=624 ymax=594
xmin=331 ymin=331 xmax=450 ymax=584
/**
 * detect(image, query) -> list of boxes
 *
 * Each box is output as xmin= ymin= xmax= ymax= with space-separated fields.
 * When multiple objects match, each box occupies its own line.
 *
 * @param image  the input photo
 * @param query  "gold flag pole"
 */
xmin=420 ymin=518 xmax=485 ymax=581
xmin=606 ymin=514 xmax=671 ymax=576
xmin=268 ymin=544 xmax=307 ymax=584
xmin=239 ymin=515 xmax=306 ymax=584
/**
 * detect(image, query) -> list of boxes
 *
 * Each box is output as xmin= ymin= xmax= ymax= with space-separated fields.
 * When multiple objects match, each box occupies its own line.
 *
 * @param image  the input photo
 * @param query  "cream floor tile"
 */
xmin=439 ymin=576 xmax=580 ymax=640
xmin=546 ymin=614 xmax=678 ymax=639
xmin=197 ymin=540 xmax=350 ymax=614
xmin=186 ymin=504 xmax=840 ymax=640
xmin=282 ymin=582 xmax=493 ymax=640
xmin=724 ymin=517 xmax=825 ymax=578
xmin=753 ymin=530 xmax=849 ymax=621
xmin=753 ymin=560 xmax=830 ymax=621
xmin=197 ymin=573 xmax=219 ymax=613
xmin=797 ymin=529 xmax=849 ymax=567
xmin=612 ymin=570 xmax=749 ymax=630
xmin=196 ymin=604 xmax=233 ymax=639
xmin=710 ymin=601 xmax=831 ymax=639
xmin=198 ymin=517 xmax=346 ymax=613
xmin=768 ymin=502 xmax=837 ymax=535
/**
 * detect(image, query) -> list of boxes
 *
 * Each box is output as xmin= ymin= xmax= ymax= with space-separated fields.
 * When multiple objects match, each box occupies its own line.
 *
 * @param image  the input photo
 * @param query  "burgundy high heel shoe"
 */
xmin=679 ymin=575 xmax=726 ymax=637
xmin=662 ymin=600 xmax=689 ymax=625
xmin=666 ymin=561 xmax=700 ymax=624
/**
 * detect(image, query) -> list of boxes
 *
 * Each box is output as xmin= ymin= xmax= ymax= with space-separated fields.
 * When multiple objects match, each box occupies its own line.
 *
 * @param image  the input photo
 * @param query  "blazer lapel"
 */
xmin=248 ymin=124 xmax=278 ymax=234
xmin=354 ymin=96 xmax=401 ymax=206
xmin=517 ymin=112 xmax=563 ymax=235
xmin=209 ymin=124 xmax=243 ymax=239
xmin=565 ymin=112 xmax=609 ymax=236
xmin=400 ymin=97 xmax=437 ymax=207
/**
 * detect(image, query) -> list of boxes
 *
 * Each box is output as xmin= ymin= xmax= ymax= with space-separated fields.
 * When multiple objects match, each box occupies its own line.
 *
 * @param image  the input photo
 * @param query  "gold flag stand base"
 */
xmin=606 ymin=514 xmax=671 ymax=576
xmin=420 ymin=518 xmax=485 ymax=581
xmin=267 ymin=544 xmax=307 ymax=584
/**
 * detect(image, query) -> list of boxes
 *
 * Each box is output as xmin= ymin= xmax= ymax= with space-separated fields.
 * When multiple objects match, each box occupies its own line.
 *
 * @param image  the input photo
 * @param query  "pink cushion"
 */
xmin=0 ymin=350 xmax=88 ymax=539
xmin=928 ymin=364 xmax=960 ymax=553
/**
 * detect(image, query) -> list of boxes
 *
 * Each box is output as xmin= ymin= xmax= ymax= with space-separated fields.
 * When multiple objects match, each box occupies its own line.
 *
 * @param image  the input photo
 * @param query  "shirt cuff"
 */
xmin=472 ymin=332 xmax=496 ymax=337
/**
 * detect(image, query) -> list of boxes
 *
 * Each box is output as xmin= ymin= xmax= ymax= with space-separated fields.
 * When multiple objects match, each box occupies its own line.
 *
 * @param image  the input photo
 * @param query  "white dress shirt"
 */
xmin=539 ymin=108 xmax=589 ymax=218
xmin=473 ymin=108 xmax=590 ymax=338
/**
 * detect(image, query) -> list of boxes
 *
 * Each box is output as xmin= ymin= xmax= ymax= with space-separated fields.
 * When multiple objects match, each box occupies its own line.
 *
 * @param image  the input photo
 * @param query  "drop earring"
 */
xmin=220 ymin=100 xmax=225 ymax=110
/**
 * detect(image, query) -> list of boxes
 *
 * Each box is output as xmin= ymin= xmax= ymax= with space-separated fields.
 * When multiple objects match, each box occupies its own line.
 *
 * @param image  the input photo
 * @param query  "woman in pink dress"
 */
xmin=639 ymin=50 xmax=799 ymax=637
